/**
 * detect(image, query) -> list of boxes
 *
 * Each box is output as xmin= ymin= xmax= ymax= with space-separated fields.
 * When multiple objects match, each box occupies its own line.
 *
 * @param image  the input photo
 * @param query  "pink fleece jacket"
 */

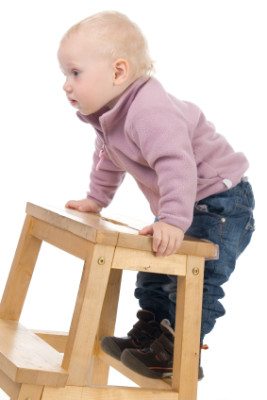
xmin=77 ymin=76 xmax=248 ymax=232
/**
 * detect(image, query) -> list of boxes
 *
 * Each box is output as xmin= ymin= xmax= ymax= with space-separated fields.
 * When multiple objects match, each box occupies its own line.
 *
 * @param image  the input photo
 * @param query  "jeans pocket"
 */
xmin=195 ymin=195 xmax=236 ymax=219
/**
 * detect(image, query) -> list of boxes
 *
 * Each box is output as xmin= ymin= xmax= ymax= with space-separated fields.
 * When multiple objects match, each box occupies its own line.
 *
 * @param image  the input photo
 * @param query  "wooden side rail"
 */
xmin=26 ymin=202 xmax=219 ymax=259
xmin=0 ymin=320 xmax=68 ymax=387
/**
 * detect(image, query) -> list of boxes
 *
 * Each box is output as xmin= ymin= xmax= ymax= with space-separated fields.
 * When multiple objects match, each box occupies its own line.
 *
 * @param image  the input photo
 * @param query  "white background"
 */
xmin=0 ymin=1 xmax=266 ymax=399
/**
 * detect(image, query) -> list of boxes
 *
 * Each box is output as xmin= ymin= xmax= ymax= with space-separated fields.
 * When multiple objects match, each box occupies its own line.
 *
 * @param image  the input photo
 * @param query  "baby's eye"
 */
xmin=72 ymin=70 xmax=80 ymax=77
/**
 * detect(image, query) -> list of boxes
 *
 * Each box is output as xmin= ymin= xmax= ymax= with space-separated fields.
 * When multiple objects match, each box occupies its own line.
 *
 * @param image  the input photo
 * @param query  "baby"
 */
xmin=58 ymin=11 xmax=255 ymax=380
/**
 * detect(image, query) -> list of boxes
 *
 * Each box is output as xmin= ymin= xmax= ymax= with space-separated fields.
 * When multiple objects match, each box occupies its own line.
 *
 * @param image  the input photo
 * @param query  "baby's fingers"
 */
xmin=155 ymin=232 xmax=169 ymax=256
xmin=65 ymin=200 xmax=78 ymax=209
xmin=152 ymin=230 xmax=162 ymax=253
xmin=162 ymin=236 xmax=176 ymax=256
xmin=65 ymin=200 xmax=86 ymax=211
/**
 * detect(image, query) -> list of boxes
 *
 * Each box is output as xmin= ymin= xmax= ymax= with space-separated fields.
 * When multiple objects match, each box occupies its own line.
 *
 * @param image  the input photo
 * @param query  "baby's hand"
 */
xmin=65 ymin=198 xmax=102 ymax=213
xmin=139 ymin=221 xmax=184 ymax=257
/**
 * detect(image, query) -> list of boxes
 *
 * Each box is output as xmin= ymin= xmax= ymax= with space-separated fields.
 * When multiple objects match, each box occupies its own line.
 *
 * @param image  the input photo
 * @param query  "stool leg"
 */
xmin=88 ymin=268 xmax=123 ymax=386
xmin=62 ymin=243 xmax=116 ymax=386
xmin=172 ymin=255 xmax=204 ymax=400
xmin=16 ymin=384 xmax=43 ymax=400
xmin=0 ymin=215 xmax=42 ymax=320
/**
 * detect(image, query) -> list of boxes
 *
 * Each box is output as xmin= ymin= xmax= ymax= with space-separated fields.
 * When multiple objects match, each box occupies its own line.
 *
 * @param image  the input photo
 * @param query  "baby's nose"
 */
xmin=63 ymin=79 xmax=72 ymax=93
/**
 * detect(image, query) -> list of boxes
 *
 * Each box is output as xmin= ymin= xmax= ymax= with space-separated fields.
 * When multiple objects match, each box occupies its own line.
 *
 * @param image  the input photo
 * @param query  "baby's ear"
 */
xmin=112 ymin=58 xmax=129 ymax=84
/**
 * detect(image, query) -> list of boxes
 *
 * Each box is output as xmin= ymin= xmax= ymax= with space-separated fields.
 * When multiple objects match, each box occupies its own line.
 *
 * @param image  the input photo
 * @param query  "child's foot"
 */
xmin=121 ymin=319 xmax=206 ymax=380
xmin=101 ymin=310 xmax=162 ymax=360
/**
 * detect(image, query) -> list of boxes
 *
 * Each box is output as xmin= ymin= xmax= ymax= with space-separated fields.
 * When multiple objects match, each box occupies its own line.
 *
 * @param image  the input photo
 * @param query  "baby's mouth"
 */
xmin=68 ymin=98 xmax=78 ymax=107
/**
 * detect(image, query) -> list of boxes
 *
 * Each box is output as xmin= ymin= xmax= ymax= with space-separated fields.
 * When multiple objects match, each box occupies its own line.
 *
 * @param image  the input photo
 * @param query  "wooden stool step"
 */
xmin=0 ymin=319 xmax=68 ymax=387
xmin=0 ymin=202 xmax=218 ymax=400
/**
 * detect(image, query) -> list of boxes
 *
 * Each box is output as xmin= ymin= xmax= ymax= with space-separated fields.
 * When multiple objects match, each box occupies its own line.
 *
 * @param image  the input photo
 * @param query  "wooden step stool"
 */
xmin=0 ymin=202 xmax=218 ymax=400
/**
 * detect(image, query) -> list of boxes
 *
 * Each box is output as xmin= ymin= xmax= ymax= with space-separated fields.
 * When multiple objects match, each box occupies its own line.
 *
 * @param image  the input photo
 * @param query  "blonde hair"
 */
xmin=64 ymin=11 xmax=154 ymax=78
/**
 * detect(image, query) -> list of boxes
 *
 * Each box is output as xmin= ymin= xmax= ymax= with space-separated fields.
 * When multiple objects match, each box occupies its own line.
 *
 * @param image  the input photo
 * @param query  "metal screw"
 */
xmin=192 ymin=267 xmax=199 ymax=275
xmin=97 ymin=257 xmax=105 ymax=265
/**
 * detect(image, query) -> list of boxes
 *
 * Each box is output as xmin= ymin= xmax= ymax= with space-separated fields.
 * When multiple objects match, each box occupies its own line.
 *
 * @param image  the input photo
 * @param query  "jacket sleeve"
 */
xmin=87 ymin=135 xmax=126 ymax=207
xmin=130 ymin=107 xmax=197 ymax=232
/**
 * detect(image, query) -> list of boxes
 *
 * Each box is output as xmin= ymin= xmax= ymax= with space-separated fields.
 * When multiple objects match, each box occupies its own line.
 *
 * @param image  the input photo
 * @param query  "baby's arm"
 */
xmin=139 ymin=221 xmax=184 ymax=257
xmin=66 ymin=136 xmax=125 ymax=213
xmin=131 ymin=108 xmax=197 ymax=233
xmin=131 ymin=108 xmax=198 ymax=256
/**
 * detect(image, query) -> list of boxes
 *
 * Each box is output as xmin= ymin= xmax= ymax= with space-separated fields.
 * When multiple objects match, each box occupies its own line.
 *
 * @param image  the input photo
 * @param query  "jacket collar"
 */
xmin=77 ymin=76 xmax=150 ymax=131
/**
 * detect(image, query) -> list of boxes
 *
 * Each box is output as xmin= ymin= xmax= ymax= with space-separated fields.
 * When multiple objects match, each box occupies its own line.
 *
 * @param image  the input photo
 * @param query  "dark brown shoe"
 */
xmin=101 ymin=310 xmax=162 ymax=360
xmin=121 ymin=319 xmax=207 ymax=380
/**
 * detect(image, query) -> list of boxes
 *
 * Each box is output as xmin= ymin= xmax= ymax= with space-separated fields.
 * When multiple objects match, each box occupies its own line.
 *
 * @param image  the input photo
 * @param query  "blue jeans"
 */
xmin=134 ymin=179 xmax=255 ymax=343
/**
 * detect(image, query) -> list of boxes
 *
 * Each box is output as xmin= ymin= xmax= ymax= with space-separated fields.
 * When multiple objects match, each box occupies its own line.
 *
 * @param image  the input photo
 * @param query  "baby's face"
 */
xmin=58 ymin=31 xmax=117 ymax=115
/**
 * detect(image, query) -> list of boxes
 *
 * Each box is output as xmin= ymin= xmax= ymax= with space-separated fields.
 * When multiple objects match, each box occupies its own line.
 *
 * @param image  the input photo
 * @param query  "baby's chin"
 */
xmin=78 ymin=109 xmax=96 ymax=116
xmin=76 ymin=105 xmax=93 ymax=115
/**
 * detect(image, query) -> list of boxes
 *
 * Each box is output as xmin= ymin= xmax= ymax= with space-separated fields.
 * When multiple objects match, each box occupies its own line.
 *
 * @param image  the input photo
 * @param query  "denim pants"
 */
xmin=134 ymin=179 xmax=255 ymax=343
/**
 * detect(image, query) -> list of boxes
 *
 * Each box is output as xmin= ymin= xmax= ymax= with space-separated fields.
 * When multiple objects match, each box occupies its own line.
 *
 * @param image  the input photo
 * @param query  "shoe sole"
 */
xmin=121 ymin=349 xmax=168 ymax=379
xmin=121 ymin=349 xmax=204 ymax=381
